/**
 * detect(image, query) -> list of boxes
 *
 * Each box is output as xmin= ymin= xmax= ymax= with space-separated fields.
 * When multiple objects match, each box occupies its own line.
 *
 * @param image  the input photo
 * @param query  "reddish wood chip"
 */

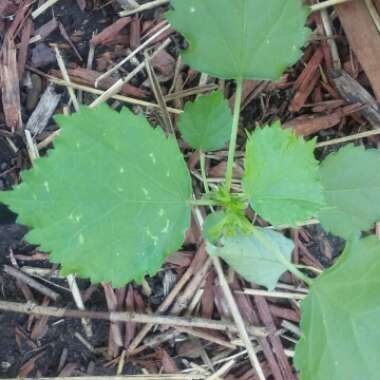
xmin=159 ymin=348 xmax=178 ymax=373
xmin=337 ymin=1 xmax=380 ymax=100
xmin=91 ymin=17 xmax=131 ymax=46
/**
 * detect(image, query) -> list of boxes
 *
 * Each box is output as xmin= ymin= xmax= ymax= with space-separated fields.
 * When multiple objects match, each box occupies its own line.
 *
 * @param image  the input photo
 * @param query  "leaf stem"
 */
xmin=251 ymin=228 xmax=314 ymax=286
xmin=199 ymin=150 xmax=210 ymax=194
xmin=189 ymin=199 xmax=217 ymax=207
xmin=225 ymin=77 xmax=243 ymax=193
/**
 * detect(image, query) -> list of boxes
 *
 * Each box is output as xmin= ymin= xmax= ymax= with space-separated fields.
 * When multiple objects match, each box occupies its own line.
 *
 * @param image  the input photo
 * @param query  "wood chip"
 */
xmin=91 ymin=17 xmax=131 ymax=46
xmin=0 ymin=38 xmax=22 ymax=130
xmin=337 ymin=0 xmax=380 ymax=100
xmin=331 ymin=69 xmax=380 ymax=127
xmin=25 ymin=84 xmax=62 ymax=135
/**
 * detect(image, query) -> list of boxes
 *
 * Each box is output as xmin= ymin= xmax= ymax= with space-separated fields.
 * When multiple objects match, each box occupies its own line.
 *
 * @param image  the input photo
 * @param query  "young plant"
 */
xmin=1 ymin=1 xmax=380 ymax=379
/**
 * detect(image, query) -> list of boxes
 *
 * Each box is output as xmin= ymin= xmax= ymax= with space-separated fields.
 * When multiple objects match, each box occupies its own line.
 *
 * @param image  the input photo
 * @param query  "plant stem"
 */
xmin=251 ymin=228 xmax=314 ymax=286
xmin=189 ymin=199 xmax=216 ymax=207
xmin=225 ymin=77 xmax=243 ymax=193
xmin=199 ymin=150 xmax=210 ymax=194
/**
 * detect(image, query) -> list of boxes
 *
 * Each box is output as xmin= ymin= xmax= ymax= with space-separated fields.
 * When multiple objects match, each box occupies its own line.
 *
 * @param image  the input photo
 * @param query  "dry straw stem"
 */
xmin=205 ymin=359 xmax=235 ymax=380
xmin=365 ymin=0 xmax=380 ymax=32
xmin=90 ymin=38 xmax=171 ymax=108
xmin=192 ymin=207 xmax=266 ymax=380
xmin=320 ymin=8 xmax=341 ymax=69
xmin=49 ymin=77 xmax=182 ymax=114
xmin=67 ymin=274 xmax=93 ymax=338
xmin=0 ymin=300 xmax=266 ymax=337
xmin=310 ymin=0 xmax=354 ymax=12
xmin=94 ymin=23 xmax=171 ymax=87
xmin=211 ymin=256 xmax=266 ymax=380
xmin=119 ymin=0 xmax=170 ymax=16
xmin=32 ymin=0 xmax=60 ymax=19
xmin=127 ymin=247 xmax=210 ymax=354
xmin=242 ymin=288 xmax=307 ymax=300
xmin=315 ymin=128 xmax=380 ymax=147
xmin=3 ymin=265 xmax=60 ymax=301
xmin=53 ymin=45 xmax=80 ymax=112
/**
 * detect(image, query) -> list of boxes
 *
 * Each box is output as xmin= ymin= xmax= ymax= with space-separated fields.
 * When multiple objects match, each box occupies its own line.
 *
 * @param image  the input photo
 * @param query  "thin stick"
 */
xmin=225 ymin=78 xmax=243 ymax=192
xmin=211 ymin=257 xmax=266 ymax=380
xmin=176 ymin=326 xmax=236 ymax=350
xmin=144 ymin=50 xmax=174 ymax=134
xmin=0 ymin=300 xmax=264 ymax=336
xmin=243 ymin=288 xmax=307 ymax=300
xmin=49 ymin=77 xmax=182 ymax=114
xmin=127 ymin=248 xmax=207 ymax=354
xmin=310 ymin=0 xmax=354 ymax=12
xmin=205 ymin=360 xmax=235 ymax=380
xmin=67 ymin=274 xmax=93 ymax=338
xmin=95 ymin=23 xmax=171 ymax=87
xmin=192 ymin=207 xmax=266 ymax=380
xmin=3 ymin=266 xmax=60 ymax=301
xmin=365 ymin=0 xmax=380 ymax=33
xmin=164 ymin=84 xmax=218 ymax=102
xmin=316 ymin=128 xmax=380 ymax=147
xmin=32 ymin=0 xmax=60 ymax=19
xmin=24 ymin=130 xmax=39 ymax=162
xmin=53 ymin=45 xmax=80 ymax=112
xmin=119 ymin=0 xmax=170 ymax=16
xmin=320 ymin=8 xmax=341 ymax=69
xmin=199 ymin=151 xmax=210 ymax=194
xmin=90 ymin=38 xmax=171 ymax=108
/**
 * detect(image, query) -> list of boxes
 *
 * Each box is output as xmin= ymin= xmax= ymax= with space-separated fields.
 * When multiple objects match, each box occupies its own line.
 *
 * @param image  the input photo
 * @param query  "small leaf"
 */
xmin=203 ymin=211 xmax=226 ymax=243
xmin=319 ymin=144 xmax=380 ymax=239
xmin=166 ymin=0 xmax=311 ymax=80
xmin=178 ymin=91 xmax=233 ymax=151
xmin=209 ymin=227 xmax=294 ymax=290
xmin=243 ymin=123 xmax=325 ymax=226
xmin=295 ymin=236 xmax=380 ymax=380
xmin=0 ymin=105 xmax=192 ymax=287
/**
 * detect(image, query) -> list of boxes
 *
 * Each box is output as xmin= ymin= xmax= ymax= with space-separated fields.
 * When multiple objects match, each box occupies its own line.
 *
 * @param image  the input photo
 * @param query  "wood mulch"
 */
xmin=1 ymin=0 xmax=380 ymax=379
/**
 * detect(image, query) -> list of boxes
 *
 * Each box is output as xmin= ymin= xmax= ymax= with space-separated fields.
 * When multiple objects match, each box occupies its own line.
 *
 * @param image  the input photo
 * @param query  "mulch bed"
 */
xmin=1 ymin=0 xmax=380 ymax=378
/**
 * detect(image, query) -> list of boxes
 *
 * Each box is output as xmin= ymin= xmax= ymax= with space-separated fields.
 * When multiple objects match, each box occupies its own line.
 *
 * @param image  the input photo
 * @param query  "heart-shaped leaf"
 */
xmin=178 ymin=91 xmax=232 ymax=151
xmin=166 ymin=0 xmax=311 ymax=80
xmin=295 ymin=236 xmax=380 ymax=380
xmin=208 ymin=227 xmax=294 ymax=290
xmin=319 ymin=144 xmax=380 ymax=239
xmin=243 ymin=123 xmax=325 ymax=226
xmin=0 ymin=105 xmax=192 ymax=287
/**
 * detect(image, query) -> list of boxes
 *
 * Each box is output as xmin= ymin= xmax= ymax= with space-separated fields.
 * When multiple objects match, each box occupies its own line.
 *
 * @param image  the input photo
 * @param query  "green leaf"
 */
xmin=0 ymin=105 xmax=192 ymax=287
xmin=166 ymin=0 xmax=311 ymax=80
xmin=208 ymin=227 xmax=294 ymax=290
xmin=243 ymin=123 xmax=325 ymax=226
xmin=319 ymin=144 xmax=380 ymax=239
xmin=178 ymin=91 xmax=233 ymax=151
xmin=203 ymin=211 xmax=226 ymax=243
xmin=295 ymin=236 xmax=380 ymax=380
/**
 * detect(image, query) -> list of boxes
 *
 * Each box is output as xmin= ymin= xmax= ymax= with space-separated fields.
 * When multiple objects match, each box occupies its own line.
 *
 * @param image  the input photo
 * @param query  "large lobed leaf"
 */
xmin=319 ymin=144 xmax=380 ymax=239
xmin=243 ymin=123 xmax=325 ymax=226
xmin=207 ymin=227 xmax=294 ymax=290
xmin=0 ymin=105 xmax=192 ymax=287
xmin=295 ymin=236 xmax=380 ymax=380
xmin=166 ymin=0 xmax=311 ymax=80
xmin=178 ymin=91 xmax=233 ymax=151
